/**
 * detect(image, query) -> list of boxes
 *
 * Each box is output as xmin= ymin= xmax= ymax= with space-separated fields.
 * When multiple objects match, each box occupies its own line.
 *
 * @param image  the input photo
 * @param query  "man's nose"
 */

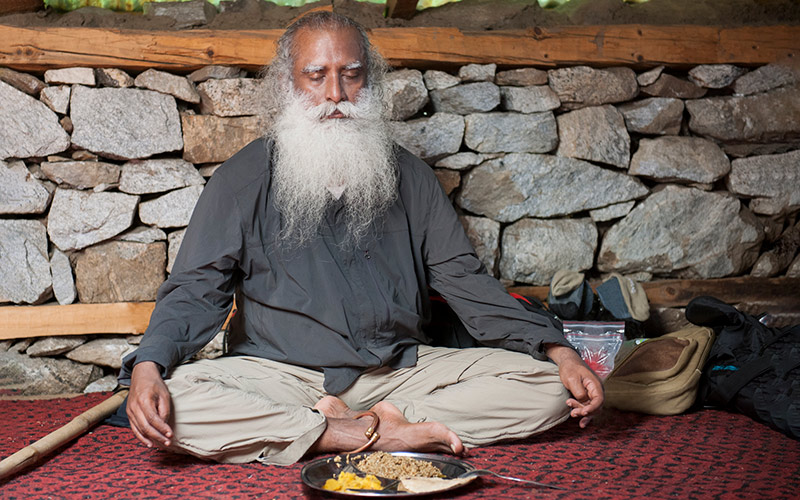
xmin=326 ymin=75 xmax=347 ymax=103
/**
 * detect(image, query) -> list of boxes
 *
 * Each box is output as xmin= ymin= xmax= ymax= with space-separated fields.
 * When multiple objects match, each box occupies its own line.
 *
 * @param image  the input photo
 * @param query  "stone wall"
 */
xmin=1 ymin=61 xmax=799 ymax=394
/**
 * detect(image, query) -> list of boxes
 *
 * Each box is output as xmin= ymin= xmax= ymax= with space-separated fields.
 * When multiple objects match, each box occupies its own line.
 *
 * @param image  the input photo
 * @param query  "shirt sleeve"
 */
xmin=118 ymin=171 xmax=244 ymax=385
xmin=414 ymin=158 xmax=574 ymax=360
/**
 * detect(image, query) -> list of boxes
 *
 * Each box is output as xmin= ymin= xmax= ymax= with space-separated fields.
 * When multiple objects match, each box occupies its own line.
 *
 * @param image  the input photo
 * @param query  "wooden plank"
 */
xmin=1 ymin=278 xmax=796 ymax=340
xmin=386 ymin=0 xmax=419 ymax=20
xmin=0 ymin=0 xmax=42 ymax=16
xmin=509 ymin=277 xmax=800 ymax=309
xmin=0 ymin=302 xmax=155 ymax=340
xmin=0 ymin=24 xmax=797 ymax=72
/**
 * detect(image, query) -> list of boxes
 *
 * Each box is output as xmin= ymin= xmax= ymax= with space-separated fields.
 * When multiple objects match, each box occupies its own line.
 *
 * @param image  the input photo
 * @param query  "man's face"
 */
xmin=290 ymin=27 xmax=367 ymax=119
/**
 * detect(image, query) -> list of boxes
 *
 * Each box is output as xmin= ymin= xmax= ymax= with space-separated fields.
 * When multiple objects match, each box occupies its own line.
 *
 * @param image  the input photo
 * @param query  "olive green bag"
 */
xmin=604 ymin=326 xmax=715 ymax=415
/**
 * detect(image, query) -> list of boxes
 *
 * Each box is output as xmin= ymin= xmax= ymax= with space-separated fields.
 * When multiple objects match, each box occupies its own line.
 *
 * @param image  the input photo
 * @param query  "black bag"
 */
xmin=685 ymin=295 xmax=800 ymax=439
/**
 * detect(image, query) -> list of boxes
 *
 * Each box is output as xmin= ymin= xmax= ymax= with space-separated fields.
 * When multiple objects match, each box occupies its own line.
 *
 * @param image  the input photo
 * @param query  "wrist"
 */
xmin=544 ymin=344 xmax=579 ymax=365
xmin=132 ymin=361 xmax=163 ymax=378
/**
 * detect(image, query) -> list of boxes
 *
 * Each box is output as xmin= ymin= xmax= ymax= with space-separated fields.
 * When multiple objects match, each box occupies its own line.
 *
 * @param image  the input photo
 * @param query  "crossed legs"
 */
xmin=163 ymin=346 xmax=570 ymax=465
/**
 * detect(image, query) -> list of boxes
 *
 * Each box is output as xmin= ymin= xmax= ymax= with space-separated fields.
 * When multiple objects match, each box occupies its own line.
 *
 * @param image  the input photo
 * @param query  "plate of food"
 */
xmin=301 ymin=451 xmax=479 ymax=497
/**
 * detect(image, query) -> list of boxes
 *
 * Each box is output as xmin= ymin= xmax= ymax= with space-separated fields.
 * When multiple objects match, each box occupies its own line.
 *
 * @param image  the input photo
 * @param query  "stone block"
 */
xmin=641 ymin=73 xmax=707 ymax=99
xmin=464 ymin=112 xmax=557 ymax=153
xmin=73 ymin=240 xmax=166 ymax=303
xmin=139 ymin=185 xmax=204 ymax=228
xmin=0 ymin=160 xmax=52 ymax=214
xmin=556 ymin=105 xmax=630 ymax=169
xmin=66 ymin=337 xmax=135 ymax=369
xmin=459 ymin=63 xmax=496 ymax=82
xmin=495 ymin=68 xmax=548 ymax=87
xmin=181 ymin=114 xmax=264 ymax=164
xmin=40 ymin=85 xmax=71 ymax=114
xmin=500 ymin=218 xmax=597 ymax=285
xmin=119 ymin=158 xmax=205 ymax=195
xmin=457 ymin=153 xmax=647 ymax=222
xmin=197 ymin=78 xmax=266 ymax=117
xmin=0 ymin=350 xmax=102 ymax=395
xmin=47 ymin=188 xmax=139 ymax=251
xmin=389 ymin=113 xmax=465 ymax=162
xmin=40 ymin=160 xmax=121 ymax=190
xmin=0 ymin=219 xmax=52 ymax=304
xmin=617 ymin=97 xmax=684 ymax=135
xmin=422 ymin=70 xmax=460 ymax=91
xmin=384 ymin=69 xmax=429 ymax=121
xmin=727 ymin=150 xmax=800 ymax=215
xmin=598 ymin=185 xmax=763 ymax=278
xmin=688 ymin=64 xmax=746 ymax=89
xmin=44 ymin=67 xmax=95 ymax=86
xmin=732 ymin=64 xmax=796 ymax=96
xmin=134 ymin=68 xmax=200 ymax=103
xmin=500 ymin=85 xmax=560 ymax=113
xmin=629 ymin=136 xmax=730 ymax=184
xmin=94 ymin=68 xmax=134 ymax=88
xmin=687 ymin=86 xmax=800 ymax=143
xmin=430 ymin=82 xmax=501 ymax=114
xmin=50 ymin=247 xmax=77 ymax=305
xmin=70 ymin=86 xmax=183 ymax=160
xmin=0 ymin=81 xmax=70 ymax=160
xmin=548 ymin=66 xmax=638 ymax=109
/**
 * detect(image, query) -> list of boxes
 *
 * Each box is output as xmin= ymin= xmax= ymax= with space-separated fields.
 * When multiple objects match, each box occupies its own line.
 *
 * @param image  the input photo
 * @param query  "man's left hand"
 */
xmin=545 ymin=344 xmax=604 ymax=428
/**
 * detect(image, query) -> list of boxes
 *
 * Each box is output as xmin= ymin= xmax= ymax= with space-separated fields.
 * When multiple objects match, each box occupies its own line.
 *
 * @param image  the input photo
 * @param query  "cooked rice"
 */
xmin=355 ymin=452 xmax=443 ymax=480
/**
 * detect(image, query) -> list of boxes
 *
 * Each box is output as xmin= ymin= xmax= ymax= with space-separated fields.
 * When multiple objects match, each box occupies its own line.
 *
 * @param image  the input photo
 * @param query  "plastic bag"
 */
xmin=563 ymin=321 xmax=625 ymax=379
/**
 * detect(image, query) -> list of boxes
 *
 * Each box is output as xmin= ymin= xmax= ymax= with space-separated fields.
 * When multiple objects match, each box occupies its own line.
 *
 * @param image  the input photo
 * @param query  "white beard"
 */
xmin=270 ymin=88 xmax=397 ymax=248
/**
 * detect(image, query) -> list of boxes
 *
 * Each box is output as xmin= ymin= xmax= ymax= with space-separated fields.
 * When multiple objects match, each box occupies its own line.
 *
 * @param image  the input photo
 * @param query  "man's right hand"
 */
xmin=127 ymin=361 xmax=174 ymax=449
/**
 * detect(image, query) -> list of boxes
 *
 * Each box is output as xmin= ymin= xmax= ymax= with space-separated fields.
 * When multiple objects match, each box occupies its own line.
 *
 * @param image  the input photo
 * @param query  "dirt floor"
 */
xmin=1 ymin=0 xmax=799 ymax=31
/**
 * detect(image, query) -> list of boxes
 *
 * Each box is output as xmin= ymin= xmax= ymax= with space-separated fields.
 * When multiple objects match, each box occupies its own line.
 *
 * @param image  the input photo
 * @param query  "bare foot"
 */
xmin=308 ymin=398 xmax=464 ymax=457
xmin=313 ymin=395 xmax=360 ymax=420
xmin=370 ymin=401 xmax=464 ymax=455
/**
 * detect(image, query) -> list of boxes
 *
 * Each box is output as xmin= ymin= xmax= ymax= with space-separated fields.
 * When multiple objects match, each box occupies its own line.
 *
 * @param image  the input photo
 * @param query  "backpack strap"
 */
xmin=711 ymin=345 xmax=800 ymax=405
xmin=711 ymin=354 xmax=774 ymax=405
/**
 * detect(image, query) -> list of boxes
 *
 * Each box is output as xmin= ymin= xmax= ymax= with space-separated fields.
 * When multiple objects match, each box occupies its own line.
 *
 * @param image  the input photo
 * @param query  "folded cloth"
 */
xmin=596 ymin=273 xmax=650 ymax=322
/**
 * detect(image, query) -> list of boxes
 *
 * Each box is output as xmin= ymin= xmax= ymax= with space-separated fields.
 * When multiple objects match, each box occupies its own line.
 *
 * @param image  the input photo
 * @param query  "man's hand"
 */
xmin=127 ymin=361 xmax=174 ymax=449
xmin=545 ymin=344 xmax=604 ymax=428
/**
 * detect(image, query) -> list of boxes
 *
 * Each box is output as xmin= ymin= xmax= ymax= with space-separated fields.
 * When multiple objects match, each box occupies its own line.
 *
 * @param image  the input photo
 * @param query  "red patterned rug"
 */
xmin=1 ymin=392 xmax=798 ymax=499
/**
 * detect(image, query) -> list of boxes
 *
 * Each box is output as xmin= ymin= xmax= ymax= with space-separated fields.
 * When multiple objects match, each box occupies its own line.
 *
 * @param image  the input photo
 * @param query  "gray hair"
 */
xmin=263 ymin=11 xmax=388 ymax=111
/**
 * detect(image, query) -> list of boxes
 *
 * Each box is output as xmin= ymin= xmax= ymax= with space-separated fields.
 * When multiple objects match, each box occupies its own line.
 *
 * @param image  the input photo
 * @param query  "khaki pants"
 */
xmin=165 ymin=345 xmax=570 ymax=465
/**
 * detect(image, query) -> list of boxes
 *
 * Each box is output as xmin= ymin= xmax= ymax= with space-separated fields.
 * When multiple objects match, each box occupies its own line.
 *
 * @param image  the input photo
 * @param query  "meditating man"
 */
xmin=119 ymin=11 xmax=603 ymax=466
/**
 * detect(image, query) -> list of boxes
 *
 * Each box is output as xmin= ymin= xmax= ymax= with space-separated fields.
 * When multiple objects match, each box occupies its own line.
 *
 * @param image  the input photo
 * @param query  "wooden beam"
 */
xmin=0 ymin=278 xmax=796 ymax=340
xmin=0 ymin=0 xmax=42 ymax=16
xmin=0 ymin=24 xmax=796 ymax=72
xmin=0 ymin=302 xmax=155 ymax=340
xmin=509 ymin=277 xmax=800 ymax=309
xmin=386 ymin=0 xmax=419 ymax=20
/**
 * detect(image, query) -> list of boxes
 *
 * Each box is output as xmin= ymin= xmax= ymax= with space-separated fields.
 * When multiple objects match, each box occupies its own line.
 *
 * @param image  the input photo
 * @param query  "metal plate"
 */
xmin=300 ymin=452 xmax=477 ymax=497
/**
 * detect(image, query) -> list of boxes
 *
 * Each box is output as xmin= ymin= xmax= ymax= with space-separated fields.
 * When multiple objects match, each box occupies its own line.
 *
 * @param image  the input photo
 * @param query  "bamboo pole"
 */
xmin=0 ymin=389 xmax=129 ymax=481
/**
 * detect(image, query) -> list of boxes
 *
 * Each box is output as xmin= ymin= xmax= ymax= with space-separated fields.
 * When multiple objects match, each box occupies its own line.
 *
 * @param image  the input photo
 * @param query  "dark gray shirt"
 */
xmin=119 ymin=138 xmax=570 ymax=394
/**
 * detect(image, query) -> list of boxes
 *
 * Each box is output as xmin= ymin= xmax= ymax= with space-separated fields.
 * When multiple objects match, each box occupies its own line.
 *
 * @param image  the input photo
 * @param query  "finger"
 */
xmin=579 ymin=415 xmax=593 ymax=428
xmin=133 ymin=401 xmax=171 ymax=446
xmin=129 ymin=416 xmax=154 ymax=448
xmin=127 ymin=403 xmax=154 ymax=448
xmin=567 ymin=377 xmax=589 ymax=402
xmin=144 ymin=411 xmax=173 ymax=447
xmin=581 ymin=380 xmax=605 ymax=414
xmin=151 ymin=399 xmax=174 ymax=441
xmin=565 ymin=398 xmax=588 ymax=419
